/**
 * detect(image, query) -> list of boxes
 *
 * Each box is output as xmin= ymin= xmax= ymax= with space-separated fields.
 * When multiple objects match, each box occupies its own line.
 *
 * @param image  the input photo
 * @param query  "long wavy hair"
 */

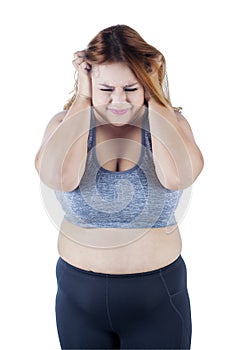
xmin=63 ymin=24 xmax=181 ymax=112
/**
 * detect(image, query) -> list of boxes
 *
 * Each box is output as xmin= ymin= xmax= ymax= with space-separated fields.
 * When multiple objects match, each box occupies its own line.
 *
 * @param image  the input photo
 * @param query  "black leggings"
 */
xmin=55 ymin=255 xmax=192 ymax=349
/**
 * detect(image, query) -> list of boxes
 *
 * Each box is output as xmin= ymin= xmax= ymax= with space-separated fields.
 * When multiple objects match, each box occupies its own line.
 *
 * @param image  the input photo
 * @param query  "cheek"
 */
xmin=130 ymin=91 xmax=145 ymax=105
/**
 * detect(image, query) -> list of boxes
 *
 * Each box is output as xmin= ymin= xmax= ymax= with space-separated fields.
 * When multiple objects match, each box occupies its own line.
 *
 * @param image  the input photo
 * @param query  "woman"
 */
xmin=35 ymin=25 xmax=204 ymax=349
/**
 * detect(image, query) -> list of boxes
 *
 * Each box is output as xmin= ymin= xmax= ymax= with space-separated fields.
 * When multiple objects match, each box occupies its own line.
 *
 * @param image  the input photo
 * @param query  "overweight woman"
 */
xmin=35 ymin=25 xmax=204 ymax=349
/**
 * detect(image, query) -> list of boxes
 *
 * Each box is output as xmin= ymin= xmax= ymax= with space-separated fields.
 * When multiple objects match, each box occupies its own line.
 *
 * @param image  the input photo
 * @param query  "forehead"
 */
xmin=92 ymin=62 xmax=138 ymax=85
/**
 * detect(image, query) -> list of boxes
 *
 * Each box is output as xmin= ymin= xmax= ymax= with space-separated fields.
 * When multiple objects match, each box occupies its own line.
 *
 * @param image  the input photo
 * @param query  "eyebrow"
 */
xmin=98 ymin=82 xmax=138 ymax=88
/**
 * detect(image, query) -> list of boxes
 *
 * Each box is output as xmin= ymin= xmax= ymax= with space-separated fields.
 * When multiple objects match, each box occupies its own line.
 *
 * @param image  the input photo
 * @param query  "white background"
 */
xmin=0 ymin=0 xmax=232 ymax=349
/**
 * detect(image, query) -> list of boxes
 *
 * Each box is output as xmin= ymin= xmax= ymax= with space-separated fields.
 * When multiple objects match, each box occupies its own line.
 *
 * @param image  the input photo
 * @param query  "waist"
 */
xmin=57 ymin=219 xmax=182 ymax=274
xmin=59 ymin=218 xmax=179 ymax=248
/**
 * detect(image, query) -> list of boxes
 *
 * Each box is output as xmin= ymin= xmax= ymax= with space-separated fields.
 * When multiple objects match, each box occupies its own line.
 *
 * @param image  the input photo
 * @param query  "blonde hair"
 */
xmin=63 ymin=25 xmax=182 ymax=112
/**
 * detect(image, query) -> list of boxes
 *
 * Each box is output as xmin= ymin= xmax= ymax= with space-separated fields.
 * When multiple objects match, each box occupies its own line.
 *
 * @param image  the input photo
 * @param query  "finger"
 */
xmin=79 ymin=61 xmax=91 ymax=73
xmin=72 ymin=52 xmax=85 ymax=67
xmin=74 ymin=50 xmax=85 ymax=57
xmin=73 ymin=57 xmax=84 ymax=66
xmin=72 ymin=59 xmax=80 ymax=70
xmin=72 ymin=59 xmax=87 ymax=71
xmin=73 ymin=51 xmax=86 ymax=61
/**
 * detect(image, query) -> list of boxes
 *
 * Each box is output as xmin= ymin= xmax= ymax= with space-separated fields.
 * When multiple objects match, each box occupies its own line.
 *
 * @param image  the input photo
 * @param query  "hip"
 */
xmin=56 ymin=253 xmax=191 ymax=349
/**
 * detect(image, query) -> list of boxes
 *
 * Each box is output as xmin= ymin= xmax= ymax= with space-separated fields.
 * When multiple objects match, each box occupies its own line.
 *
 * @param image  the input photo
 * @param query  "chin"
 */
xmin=109 ymin=121 xmax=128 ymax=127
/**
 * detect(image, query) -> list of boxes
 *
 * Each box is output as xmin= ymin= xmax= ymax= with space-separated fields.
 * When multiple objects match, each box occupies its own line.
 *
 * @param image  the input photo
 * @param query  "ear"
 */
xmin=154 ymin=54 xmax=163 ymax=69
xmin=148 ymin=54 xmax=163 ymax=76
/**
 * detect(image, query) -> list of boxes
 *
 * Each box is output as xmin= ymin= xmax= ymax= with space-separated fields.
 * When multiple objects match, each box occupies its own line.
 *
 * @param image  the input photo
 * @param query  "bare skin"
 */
xmin=58 ymin=224 xmax=182 ymax=274
xmin=35 ymin=55 xmax=203 ymax=274
xmin=58 ymin=120 xmax=182 ymax=274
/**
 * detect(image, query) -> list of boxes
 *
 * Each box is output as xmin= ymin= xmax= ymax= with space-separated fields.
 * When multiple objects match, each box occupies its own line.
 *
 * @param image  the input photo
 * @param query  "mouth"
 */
xmin=108 ymin=109 xmax=130 ymax=115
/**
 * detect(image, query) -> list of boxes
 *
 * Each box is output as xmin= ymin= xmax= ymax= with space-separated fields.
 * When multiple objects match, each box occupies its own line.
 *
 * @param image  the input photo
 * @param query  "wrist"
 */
xmin=76 ymin=92 xmax=91 ymax=102
xmin=77 ymin=93 xmax=91 ymax=100
xmin=75 ymin=94 xmax=92 ymax=108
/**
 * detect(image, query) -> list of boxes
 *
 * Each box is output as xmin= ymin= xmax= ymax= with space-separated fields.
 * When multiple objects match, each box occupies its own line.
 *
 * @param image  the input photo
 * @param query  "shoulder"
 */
xmin=174 ymin=110 xmax=196 ymax=142
xmin=49 ymin=110 xmax=67 ymax=124
xmin=46 ymin=110 xmax=67 ymax=129
xmin=41 ymin=110 xmax=67 ymax=143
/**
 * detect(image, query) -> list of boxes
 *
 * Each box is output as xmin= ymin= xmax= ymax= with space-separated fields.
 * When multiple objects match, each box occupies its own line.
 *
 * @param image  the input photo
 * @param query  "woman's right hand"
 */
xmin=72 ymin=51 xmax=92 ymax=100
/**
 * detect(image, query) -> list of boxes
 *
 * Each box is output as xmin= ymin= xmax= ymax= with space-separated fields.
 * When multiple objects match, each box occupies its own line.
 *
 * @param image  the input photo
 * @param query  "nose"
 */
xmin=111 ymin=88 xmax=127 ymax=103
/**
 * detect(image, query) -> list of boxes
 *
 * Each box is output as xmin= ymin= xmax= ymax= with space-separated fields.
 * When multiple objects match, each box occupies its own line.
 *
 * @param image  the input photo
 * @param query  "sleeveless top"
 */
xmin=55 ymin=108 xmax=183 ymax=228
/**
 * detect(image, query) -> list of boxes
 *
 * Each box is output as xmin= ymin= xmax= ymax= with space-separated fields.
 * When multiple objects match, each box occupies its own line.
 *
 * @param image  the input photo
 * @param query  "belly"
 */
xmin=57 ymin=219 xmax=182 ymax=274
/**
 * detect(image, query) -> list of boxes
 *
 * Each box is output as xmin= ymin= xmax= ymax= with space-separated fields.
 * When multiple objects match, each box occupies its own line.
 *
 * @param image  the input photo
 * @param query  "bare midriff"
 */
xmin=57 ymin=219 xmax=182 ymax=274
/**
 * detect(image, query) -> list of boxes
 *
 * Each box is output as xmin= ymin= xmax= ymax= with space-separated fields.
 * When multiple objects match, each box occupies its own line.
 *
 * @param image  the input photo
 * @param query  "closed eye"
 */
xmin=100 ymin=88 xmax=138 ymax=92
xmin=124 ymin=88 xmax=138 ymax=92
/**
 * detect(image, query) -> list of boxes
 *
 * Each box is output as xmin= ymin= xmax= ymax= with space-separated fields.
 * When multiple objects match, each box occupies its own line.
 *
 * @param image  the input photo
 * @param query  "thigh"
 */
xmin=55 ymin=258 xmax=120 ymax=349
xmin=159 ymin=256 xmax=192 ymax=349
xmin=108 ymin=255 xmax=192 ymax=349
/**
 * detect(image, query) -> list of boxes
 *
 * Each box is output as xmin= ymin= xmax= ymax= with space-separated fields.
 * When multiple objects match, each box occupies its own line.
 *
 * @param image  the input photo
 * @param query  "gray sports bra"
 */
xmin=55 ymin=107 xmax=183 ymax=228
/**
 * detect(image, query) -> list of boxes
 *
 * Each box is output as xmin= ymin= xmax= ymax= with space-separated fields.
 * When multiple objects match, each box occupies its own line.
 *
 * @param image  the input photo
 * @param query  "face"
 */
xmin=91 ymin=62 xmax=145 ymax=127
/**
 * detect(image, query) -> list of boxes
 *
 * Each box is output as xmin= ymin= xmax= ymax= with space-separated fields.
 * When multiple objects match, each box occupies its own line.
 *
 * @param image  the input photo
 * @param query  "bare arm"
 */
xmin=35 ymin=58 xmax=92 ymax=191
xmin=148 ymin=99 xmax=204 ymax=190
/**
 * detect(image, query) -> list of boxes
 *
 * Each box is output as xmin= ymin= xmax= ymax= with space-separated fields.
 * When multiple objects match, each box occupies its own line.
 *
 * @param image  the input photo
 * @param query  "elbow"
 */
xmin=160 ymin=154 xmax=204 ymax=191
xmin=175 ymin=154 xmax=205 ymax=190
xmin=191 ymin=152 xmax=204 ymax=185
xmin=188 ymin=151 xmax=204 ymax=187
xmin=34 ymin=152 xmax=42 ymax=175
xmin=34 ymin=159 xmax=81 ymax=192
xmin=161 ymin=176 xmax=183 ymax=191
xmin=37 ymin=170 xmax=79 ymax=192
xmin=34 ymin=154 xmax=61 ymax=190
xmin=38 ymin=166 xmax=81 ymax=192
xmin=59 ymin=175 xmax=80 ymax=192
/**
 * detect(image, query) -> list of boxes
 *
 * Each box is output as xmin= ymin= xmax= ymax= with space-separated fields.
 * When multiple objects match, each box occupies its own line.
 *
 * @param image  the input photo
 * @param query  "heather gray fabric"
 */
xmin=55 ymin=108 xmax=183 ymax=228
